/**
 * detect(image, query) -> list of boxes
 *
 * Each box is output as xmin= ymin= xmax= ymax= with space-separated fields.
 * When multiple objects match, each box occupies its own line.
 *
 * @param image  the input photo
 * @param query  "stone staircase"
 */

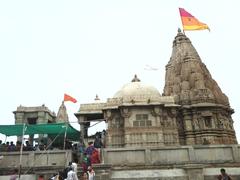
xmin=77 ymin=164 xmax=112 ymax=180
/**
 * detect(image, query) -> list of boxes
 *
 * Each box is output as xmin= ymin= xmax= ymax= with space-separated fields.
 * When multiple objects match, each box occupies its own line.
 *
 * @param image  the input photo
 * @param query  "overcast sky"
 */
xmin=0 ymin=0 xmax=240 ymax=142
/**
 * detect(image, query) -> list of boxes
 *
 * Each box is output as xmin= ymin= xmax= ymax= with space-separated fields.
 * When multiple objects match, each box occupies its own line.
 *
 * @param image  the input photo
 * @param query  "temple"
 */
xmin=1 ymin=30 xmax=239 ymax=180
xmin=76 ymin=30 xmax=237 ymax=147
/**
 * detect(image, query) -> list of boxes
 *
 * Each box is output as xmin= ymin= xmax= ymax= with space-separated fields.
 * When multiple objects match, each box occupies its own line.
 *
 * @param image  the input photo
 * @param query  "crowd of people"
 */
xmin=0 ymin=140 xmax=20 ymax=152
xmin=42 ymin=130 xmax=105 ymax=179
xmin=46 ymin=164 xmax=93 ymax=180
xmin=0 ymin=130 xmax=106 ymax=153
xmin=1 ymin=130 xmax=106 ymax=179
xmin=0 ymin=140 xmax=52 ymax=152
xmin=47 ymin=155 xmax=97 ymax=180
xmin=45 ymin=139 xmax=102 ymax=180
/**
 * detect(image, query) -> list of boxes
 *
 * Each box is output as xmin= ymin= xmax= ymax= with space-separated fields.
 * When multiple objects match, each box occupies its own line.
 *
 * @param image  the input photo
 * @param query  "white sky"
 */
xmin=0 ymin=0 xmax=240 ymax=142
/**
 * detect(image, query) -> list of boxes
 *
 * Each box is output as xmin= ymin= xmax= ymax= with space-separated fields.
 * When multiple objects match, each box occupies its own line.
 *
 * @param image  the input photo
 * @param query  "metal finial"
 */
xmin=178 ymin=28 xmax=182 ymax=33
xmin=131 ymin=74 xmax=141 ymax=82
xmin=94 ymin=94 xmax=100 ymax=101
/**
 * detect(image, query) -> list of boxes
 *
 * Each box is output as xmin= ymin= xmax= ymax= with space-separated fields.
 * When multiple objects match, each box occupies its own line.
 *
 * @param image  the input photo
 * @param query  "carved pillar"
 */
xmin=152 ymin=106 xmax=163 ymax=127
xmin=183 ymin=109 xmax=193 ymax=131
xmin=170 ymin=108 xmax=178 ymax=128
xmin=104 ymin=110 xmax=113 ymax=123
xmin=151 ymin=106 xmax=164 ymax=145
xmin=192 ymin=110 xmax=202 ymax=144
xmin=15 ymin=112 xmax=24 ymax=124
xmin=78 ymin=116 xmax=87 ymax=144
xmin=170 ymin=108 xmax=179 ymax=144
xmin=192 ymin=113 xmax=199 ymax=130
xmin=183 ymin=109 xmax=195 ymax=145
xmin=15 ymin=112 xmax=24 ymax=142
xmin=38 ymin=111 xmax=46 ymax=124
xmin=120 ymin=107 xmax=131 ymax=146
xmin=103 ymin=110 xmax=113 ymax=147
xmin=120 ymin=108 xmax=131 ymax=128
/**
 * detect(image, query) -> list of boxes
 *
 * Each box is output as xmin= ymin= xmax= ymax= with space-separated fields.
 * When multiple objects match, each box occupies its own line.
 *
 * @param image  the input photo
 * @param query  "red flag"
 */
xmin=64 ymin=93 xmax=77 ymax=103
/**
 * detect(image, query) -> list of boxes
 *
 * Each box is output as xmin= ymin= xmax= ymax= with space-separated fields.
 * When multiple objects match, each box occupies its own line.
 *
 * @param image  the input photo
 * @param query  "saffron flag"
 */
xmin=179 ymin=8 xmax=210 ymax=31
xmin=64 ymin=93 xmax=77 ymax=103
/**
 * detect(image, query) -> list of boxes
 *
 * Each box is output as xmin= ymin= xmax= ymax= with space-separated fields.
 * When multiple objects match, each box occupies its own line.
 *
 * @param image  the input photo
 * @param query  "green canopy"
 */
xmin=0 ymin=123 xmax=79 ymax=137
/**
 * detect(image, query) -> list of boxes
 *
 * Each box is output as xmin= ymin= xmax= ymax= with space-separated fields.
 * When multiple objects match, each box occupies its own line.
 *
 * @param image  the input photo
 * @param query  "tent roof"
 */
xmin=0 ymin=123 xmax=79 ymax=137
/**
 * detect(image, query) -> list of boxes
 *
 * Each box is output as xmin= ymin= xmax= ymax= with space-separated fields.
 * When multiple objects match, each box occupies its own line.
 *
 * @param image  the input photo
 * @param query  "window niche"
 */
xmin=133 ymin=114 xmax=152 ymax=127
xmin=204 ymin=116 xmax=212 ymax=128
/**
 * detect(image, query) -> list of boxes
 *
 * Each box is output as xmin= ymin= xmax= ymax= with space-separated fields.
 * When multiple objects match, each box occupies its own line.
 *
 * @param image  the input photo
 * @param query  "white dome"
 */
xmin=113 ymin=75 xmax=161 ymax=103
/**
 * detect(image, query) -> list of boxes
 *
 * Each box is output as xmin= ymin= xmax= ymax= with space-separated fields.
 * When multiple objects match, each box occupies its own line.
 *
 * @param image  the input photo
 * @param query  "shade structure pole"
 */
xmin=63 ymin=124 xmax=68 ymax=150
xmin=4 ymin=135 xmax=7 ymax=143
xmin=19 ymin=123 xmax=26 ymax=179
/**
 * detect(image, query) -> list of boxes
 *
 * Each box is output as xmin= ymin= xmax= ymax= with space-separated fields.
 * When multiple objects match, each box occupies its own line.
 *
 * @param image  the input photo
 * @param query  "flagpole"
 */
xmin=63 ymin=123 xmax=68 ymax=150
xmin=178 ymin=8 xmax=185 ymax=34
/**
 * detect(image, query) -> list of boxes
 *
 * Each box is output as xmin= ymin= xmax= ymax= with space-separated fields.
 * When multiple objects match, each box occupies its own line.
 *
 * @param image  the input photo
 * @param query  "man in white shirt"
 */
xmin=71 ymin=162 xmax=78 ymax=174
xmin=66 ymin=167 xmax=78 ymax=180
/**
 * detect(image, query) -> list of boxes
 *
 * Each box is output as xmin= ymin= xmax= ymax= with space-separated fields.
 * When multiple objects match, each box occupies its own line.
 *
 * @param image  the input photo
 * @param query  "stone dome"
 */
xmin=113 ymin=75 xmax=161 ymax=103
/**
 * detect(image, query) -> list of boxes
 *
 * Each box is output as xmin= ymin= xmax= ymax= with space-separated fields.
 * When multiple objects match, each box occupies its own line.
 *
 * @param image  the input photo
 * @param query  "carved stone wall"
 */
xmin=104 ymin=109 xmax=124 ymax=148
xmin=105 ymin=105 xmax=179 ymax=148
xmin=163 ymin=30 xmax=237 ymax=145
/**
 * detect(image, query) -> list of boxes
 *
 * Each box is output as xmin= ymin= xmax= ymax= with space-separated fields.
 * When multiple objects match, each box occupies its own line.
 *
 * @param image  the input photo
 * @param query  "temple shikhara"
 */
xmin=1 ymin=30 xmax=240 ymax=180
xmin=76 ymin=29 xmax=237 ymax=148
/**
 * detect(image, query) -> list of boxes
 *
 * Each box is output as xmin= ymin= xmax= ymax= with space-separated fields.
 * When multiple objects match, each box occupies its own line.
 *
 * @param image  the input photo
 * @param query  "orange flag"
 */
xmin=64 ymin=93 xmax=77 ymax=103
xmin=179 ymin=8 xmax=210 ymax=31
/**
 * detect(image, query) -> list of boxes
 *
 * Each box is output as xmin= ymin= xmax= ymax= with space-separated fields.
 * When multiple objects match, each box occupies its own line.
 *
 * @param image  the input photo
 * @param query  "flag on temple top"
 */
xmin=64 ymin=93 xmax=77 ymax=103
xmin=179 ymin=8 xmax=210 ymax=31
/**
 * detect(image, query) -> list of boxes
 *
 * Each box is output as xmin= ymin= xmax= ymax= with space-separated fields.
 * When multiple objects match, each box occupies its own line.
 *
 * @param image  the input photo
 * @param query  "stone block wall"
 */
xmin=102 ymin=145 xmax=240 ymax=179
xmin=0 ymin=150 xmax=72 ymax=168
xmin=103 ymin=145 xmax=240 ymax=165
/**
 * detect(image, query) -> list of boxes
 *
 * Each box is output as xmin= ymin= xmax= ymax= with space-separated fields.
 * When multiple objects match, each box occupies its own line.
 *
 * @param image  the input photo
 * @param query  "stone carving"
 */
xmin=193 ymin=118 xmax=200 ymax=130
xmin=120 ymin=108 xmax=131 ymax=118
xmin=152 ymin=107 xmax=162 ymax=116
xmin=163 ymin=30 xmax=237 ymax=145
xmin=104 ymin=110 xmax=113 ymax=122
xmin=176 ymin=118 xmax=184 ymax=130
xmin=152 ymin=107 xmax=163 ymax=126
xmin=164 ymin=31 xmax=230 ymax=106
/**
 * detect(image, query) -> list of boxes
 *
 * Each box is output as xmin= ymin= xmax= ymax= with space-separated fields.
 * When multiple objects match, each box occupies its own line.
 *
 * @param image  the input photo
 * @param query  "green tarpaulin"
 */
xmin=0 ymin=123 xmax=79 ymax=137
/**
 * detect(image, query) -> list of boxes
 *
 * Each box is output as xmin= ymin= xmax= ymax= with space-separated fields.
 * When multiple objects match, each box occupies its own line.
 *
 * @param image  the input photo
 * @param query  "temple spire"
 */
xmin=56 ymin=101 xmax=69 ymax=123
xmin=164 ymin=32 xmax=229 ymax=106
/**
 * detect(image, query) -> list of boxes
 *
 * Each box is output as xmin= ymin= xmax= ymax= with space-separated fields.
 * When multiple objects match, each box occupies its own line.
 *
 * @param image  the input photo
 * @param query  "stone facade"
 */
xmin=13 ymin=103 xmax=69 ymax=144
xmin=102 ymin=144 xmax=240 ymax=180
xmin=104 ymin=99 xmax=179 ymax=148
xmin=163 ymin=30 xmax=237 ymax=145
xmin=14 ymin=104 xmax=56 ymax=125
xmin=76 ymin=76 xmax=180 ymax=147
xmin=14 ymin=102 xmax=70 ymax=125
xmin=76 ymin=31 xmax=237 ymax=147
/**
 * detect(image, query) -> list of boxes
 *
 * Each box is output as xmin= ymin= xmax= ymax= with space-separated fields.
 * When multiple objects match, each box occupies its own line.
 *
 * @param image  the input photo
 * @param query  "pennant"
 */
xmin=179 ymin=8 xmax=210 ymax=31
xmin=64 ymin=93 xmax=77 ymax=103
